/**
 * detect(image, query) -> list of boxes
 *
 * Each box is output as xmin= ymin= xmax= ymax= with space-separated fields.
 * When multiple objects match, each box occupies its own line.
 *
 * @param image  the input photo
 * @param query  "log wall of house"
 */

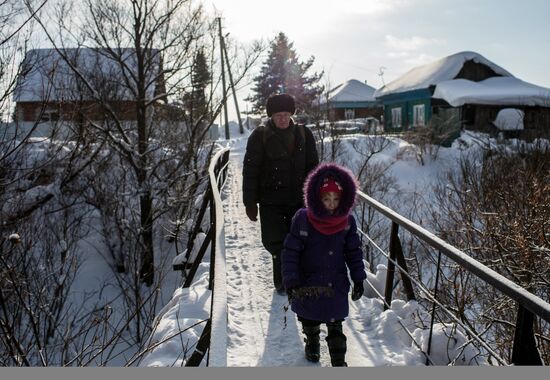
xmin=16 ymin=101 xmax=139 ymax=122
xmin=455 ymin=60 xmax=502 ymax=82
xmin=329 ymin=107 xmax=383 ymax=121
xmin=466 ymin=105 xmax=550 ymax=141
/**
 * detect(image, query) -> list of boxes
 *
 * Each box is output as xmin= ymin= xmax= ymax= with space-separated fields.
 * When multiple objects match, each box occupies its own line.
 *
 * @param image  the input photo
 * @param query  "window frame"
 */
xmin=413 ymin=104 xmax=425 ymax=127
xmin=391 ymin=107 xmax=402 ymax=128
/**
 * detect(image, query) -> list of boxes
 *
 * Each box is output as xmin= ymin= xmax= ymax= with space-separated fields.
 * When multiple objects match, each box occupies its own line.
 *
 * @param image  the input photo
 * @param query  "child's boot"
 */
xmin=302 ymin=324 xmax=321 ymax=362
xmin=326 ymin=322 xmax=347 ymax=367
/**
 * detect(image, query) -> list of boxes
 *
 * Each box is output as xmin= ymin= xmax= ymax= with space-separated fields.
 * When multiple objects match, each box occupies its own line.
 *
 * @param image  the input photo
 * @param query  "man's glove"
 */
xmin=245 ymin=204 xmax=258 ymax=221
xmin=351 ymin=281 xmax=364 ymax=301
xmin=287 ymin=288 xmax=294 ymax=303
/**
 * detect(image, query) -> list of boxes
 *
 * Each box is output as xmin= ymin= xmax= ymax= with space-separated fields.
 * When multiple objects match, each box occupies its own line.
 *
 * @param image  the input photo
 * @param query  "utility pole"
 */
xmin=221 ymin=34 xmax=244 ymax=134
xmin=218 ymin=17 xmax=230 ymax=139
xmin=246 ymin=103 xmax=250 ymax=130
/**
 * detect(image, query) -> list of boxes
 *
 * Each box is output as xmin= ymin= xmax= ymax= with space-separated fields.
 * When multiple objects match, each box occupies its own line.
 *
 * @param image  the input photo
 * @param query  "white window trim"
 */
xmin=413 ymin=104 xmax=425 ymax=127
xmin=391 ymin=107 xmax=402 ymax=128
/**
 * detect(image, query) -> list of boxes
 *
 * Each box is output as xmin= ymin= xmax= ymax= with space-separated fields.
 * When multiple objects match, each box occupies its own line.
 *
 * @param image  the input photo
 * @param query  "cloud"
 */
xmin=386 ymin=51 xmax=438 ymax=66
xmin=404 ymin=53 xmax=438 ymax=66
xmin=387 ymin=51 xmax=410 ymax=59
xmin=341 ymin=0 xmax=411 ymax=14
xmin=382 ymin=52 xmax=439 ymax=82
xmin=384 ymin=34 xmax=446 ymax=51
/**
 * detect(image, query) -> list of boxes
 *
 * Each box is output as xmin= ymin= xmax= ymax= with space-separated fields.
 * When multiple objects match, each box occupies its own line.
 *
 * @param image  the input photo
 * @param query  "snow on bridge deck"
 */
xmin=223 ymin=136 xmax=413 ymax=367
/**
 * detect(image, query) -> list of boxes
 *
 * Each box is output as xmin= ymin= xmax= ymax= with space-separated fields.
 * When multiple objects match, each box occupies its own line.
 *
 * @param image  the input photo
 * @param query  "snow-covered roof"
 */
xmin=433 ymin=77 xmax=550 ymax=107
xmin=320 ymin=79 xmax=377 ymax=104
xmin=374 ymin=51 xmax=513 ymax=98
xmin=14 ymin=48 xmax=162 ymax=102
xmin=493 ymin=108 xmax=524 ymax=131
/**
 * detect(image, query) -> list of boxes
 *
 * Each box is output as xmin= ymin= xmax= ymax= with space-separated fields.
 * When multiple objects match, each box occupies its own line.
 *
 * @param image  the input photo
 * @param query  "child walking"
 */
xmin=282 ymin=162 xmax=366 ymax=367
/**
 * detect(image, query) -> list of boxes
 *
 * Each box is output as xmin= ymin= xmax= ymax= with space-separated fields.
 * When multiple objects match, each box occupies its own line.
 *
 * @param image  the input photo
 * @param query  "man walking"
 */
xmin=242 ymin=93 xmax=319 ymax=294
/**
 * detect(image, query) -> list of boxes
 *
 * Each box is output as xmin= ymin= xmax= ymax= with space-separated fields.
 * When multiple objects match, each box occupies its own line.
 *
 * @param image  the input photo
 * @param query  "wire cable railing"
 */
xmin=359 ymin=228 xmax=508 ymax=365
xmin=173 ymin=148 xmax=549 ymax=366
xmin=355 ymin=189 xmax=550 ymax=366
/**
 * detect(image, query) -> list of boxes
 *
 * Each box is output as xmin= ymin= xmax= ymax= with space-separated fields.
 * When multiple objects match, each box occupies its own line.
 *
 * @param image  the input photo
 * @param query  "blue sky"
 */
xmin=204 ymin=0 xmax=549 ymax=119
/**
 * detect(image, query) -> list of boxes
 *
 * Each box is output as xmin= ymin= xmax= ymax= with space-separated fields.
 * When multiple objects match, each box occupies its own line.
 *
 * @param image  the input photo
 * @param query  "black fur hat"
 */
xmin=266 ymin=93 xmax=296 ymax=117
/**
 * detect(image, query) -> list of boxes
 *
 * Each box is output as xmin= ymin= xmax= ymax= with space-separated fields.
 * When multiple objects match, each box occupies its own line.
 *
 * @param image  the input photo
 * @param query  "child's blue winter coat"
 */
xmin=281 ymin=163 xmax=366 ymax=323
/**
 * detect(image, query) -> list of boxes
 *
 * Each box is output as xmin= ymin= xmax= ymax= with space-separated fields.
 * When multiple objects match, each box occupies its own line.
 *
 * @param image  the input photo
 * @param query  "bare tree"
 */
xmin=30 ymin=0 xmax=261 ymax=286
xmin=0 ymin=0 xmax=262 ymax=365
xmin=403 ymin=112 xmax=460 ymax=166
xmin=348 ymin=135 xmax=397 ymax=268
xmin=428 ymin=140 xmax=550 ymax=363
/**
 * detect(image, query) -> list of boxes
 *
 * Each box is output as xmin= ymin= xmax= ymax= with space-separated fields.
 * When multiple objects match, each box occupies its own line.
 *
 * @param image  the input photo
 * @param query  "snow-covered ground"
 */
xmin=141 ymin=123 xmax=495 ymax=367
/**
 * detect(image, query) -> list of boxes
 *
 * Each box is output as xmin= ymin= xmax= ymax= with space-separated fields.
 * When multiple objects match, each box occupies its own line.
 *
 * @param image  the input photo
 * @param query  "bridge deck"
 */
xmin=224 ymin=138 xmax=397 ymax=367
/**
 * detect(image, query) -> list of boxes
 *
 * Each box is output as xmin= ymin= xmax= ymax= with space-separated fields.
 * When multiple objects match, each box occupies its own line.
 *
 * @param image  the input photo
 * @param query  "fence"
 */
xmin=356 ymin=189 xmax=550 ymax=365
xmin=174 ymin=147 xmax=230 ymax=367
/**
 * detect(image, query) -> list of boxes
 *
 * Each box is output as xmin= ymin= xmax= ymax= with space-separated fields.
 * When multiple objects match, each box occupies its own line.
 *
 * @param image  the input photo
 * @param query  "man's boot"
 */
xmin=326 ymin=322 xmax=347 ymax=367
xmin=302 ymin=324 xmax=321 ymax=362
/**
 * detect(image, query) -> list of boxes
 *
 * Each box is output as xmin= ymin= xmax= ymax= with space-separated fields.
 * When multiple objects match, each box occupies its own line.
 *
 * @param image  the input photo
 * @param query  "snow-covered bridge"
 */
xmin=141 ymin=132 xmax=550 ymax=368
xmin=221 ymin=140 xmax=394 ymax=367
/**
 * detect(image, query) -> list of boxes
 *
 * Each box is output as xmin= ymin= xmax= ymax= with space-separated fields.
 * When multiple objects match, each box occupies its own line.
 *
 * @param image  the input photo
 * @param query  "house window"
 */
xmin=413 ymin=104 xmax=425 ymax=126
xmin=391 ymin=107 xmax=402 ymax=128
xmin=345 ymin=109 xmax=355 ymax=120
xmin=39 ymin=109 xmax=60 ymax=123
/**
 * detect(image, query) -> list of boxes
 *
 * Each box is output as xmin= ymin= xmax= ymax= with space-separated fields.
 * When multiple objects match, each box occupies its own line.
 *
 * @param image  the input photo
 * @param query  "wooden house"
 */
xmin=12 ymin=48 xmax=168 ymax=138
xmin=318 ymin=79 xmax=382 ymax=121
xmin=374 ymin=51 xmax=550 ymax=143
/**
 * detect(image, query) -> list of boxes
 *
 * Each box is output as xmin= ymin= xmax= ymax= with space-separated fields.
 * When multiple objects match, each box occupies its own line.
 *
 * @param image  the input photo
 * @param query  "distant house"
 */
xmin=318 ymin=79 xmax=382 ymax=121
xmin=374 ymin=51 xmax=550 ymax=142
xmin=12 ymin=48 xmax=168 ymax=138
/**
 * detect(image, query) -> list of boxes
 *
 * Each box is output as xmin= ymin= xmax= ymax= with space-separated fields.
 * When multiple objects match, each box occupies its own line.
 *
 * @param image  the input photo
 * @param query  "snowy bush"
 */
xmin=363 ymin=263 xmax=387 ymax=299
xmin=411 ymin=323 xmax=486 ymax=366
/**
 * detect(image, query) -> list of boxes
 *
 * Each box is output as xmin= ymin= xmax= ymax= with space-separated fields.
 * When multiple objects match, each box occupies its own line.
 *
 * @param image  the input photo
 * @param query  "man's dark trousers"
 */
xmin=259 ymin=203 xmax=301 ymax=292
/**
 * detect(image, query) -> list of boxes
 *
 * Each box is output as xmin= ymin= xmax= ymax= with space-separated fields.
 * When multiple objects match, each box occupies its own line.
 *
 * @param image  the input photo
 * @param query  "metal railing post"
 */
xmin=383 ymin=223 xmax=397 ymax=310
xmin=183 ymin=227 xmax=214 ymax=288
xmin=185 ymin=319 xmax=212 ymax=367
xmin=426 ymin=251 xmax=442 ymax=365
xmin=186 ymin=186 xmax=212 ymax=255
xmin=389 ymin=222 xmax=416 ymax=301
xmin=511 ymin=304 xmax=543 ymax=365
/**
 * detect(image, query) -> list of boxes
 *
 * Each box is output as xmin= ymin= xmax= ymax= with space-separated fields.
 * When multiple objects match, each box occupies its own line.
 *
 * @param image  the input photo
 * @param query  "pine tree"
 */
xmin=184 ymin=49 xmax=211 ymax=123
xmin=247 ymin=32 xmax=323 ymax=116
